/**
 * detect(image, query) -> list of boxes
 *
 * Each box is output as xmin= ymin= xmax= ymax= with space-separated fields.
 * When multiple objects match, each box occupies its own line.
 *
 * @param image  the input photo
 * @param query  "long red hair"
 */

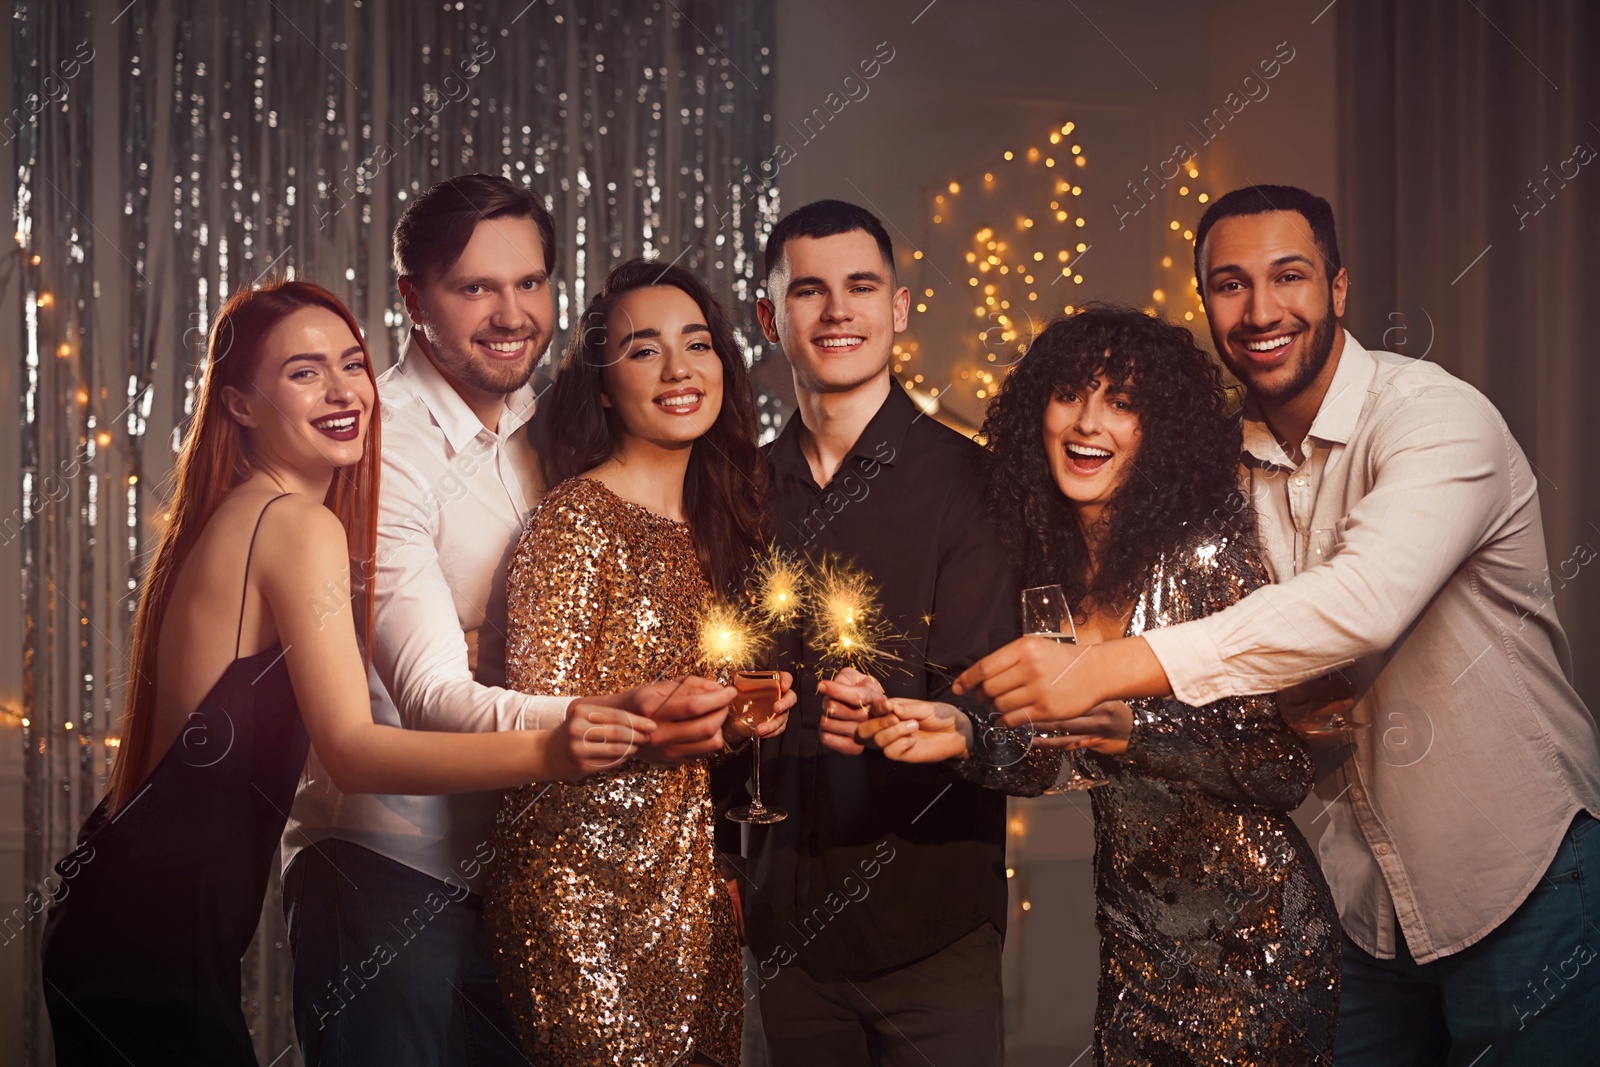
xmin=105 ymin=279 xmax=380 ymax=813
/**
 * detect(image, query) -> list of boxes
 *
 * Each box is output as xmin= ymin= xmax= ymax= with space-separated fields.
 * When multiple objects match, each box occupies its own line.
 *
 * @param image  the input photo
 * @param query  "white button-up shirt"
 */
xmin=284 ymin=336 xmax=569 ymax=890
xmin=1144 ymin=331 xmax=1600 ymax=963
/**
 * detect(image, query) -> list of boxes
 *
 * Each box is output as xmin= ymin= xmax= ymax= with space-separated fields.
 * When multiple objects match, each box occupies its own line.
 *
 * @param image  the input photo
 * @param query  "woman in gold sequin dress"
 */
xmin=485 ymin=259 xmax=789 ymax=1067
xmin=863 ymin=307 xmax=1340 ymax=1065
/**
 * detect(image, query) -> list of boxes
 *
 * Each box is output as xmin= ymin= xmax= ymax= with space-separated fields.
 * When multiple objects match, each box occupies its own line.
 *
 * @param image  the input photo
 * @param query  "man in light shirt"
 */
xmin=282 ymin=174 xmax=739 ymax=1066
xmin=955 ymin=185 xmax=1600 ymax=1064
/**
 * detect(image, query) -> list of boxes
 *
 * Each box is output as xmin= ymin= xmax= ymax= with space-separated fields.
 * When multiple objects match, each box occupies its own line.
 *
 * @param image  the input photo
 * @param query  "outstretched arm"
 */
xmin=263 ymin=498 xmax=655 ymax=793
xmin=955 ymin=635 xmax=1170 ymax=730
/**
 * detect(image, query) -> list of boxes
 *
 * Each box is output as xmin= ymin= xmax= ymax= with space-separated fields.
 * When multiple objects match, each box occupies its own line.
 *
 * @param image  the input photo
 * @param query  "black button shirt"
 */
xmin=714 ymin=382 xmax=1019 ymax=981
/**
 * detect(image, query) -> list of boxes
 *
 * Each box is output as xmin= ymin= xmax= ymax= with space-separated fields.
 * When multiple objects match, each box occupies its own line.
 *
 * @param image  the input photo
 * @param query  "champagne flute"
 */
xmin=725 ymin=670 xmax=787 ymax=824
xmin=1020 ymin=584 xmax=1107 ymax=792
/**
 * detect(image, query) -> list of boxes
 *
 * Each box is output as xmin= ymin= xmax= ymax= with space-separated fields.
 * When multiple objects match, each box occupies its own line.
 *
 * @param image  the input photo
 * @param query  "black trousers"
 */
xmin=756 ymin=923 xmax=1004 ymax=1067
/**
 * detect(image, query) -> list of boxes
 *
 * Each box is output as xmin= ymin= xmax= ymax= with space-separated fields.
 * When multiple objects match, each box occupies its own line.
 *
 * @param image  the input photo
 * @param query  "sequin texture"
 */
xmin=485 ymin=477 xmax=742 ymax=1066
xmin=1089 ymin=532 xmax=1340 ymax=1065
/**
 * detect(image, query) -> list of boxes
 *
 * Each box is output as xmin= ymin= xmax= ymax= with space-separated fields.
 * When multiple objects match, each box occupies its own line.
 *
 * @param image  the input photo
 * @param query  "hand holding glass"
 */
xmin=1020 ymin=584 xmax=1107 ymax=792
xmin=725 ymin=670 xmax=786 ymax=824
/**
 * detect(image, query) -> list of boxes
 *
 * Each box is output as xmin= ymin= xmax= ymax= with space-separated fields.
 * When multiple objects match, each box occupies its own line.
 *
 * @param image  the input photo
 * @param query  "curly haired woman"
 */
xmin=860 ymin=305 xmax=1340 ymax=1065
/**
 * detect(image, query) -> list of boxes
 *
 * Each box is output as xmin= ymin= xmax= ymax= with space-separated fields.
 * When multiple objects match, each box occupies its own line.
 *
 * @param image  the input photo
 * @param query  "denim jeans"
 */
xmin=1335 ymin=811 xmax=1600 ymax=1067
xmin=283 ymin=840 xmax=531 ymax=1066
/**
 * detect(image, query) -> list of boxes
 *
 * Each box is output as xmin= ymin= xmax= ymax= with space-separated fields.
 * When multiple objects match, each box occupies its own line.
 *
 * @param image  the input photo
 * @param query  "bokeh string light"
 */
xmin=1149 ymin=158 xmax=1215 ymax=329
xmin=897 ymin=119 xmax=1092 ymax=427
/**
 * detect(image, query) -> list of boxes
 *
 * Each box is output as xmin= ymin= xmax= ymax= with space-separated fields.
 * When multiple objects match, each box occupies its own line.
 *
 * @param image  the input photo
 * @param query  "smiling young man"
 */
xmin=713 ymin=199 xmax=1018 ymax=1065
xmin=955 ymin=185 xmax=1600 ymax=1064
xmin=281 ymin=174 xmax=736 ymax=1067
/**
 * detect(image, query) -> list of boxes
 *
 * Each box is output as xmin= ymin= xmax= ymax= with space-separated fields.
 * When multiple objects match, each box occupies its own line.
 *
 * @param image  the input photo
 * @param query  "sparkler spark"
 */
xmin=809 ymin=556 xmax=896 ymax=673
xmin=752 ymin=547 xmax=810 ymax=625
xmin=697 ymin=600 xmax=769 ymax=674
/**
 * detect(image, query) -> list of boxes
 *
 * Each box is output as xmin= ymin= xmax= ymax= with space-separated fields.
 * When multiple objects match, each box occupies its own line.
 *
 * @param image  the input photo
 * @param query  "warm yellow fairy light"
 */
xmin=949 ymin=181 xmax=961 ymax=194
xmin=37 ymin=292 xmax=54 ymax=308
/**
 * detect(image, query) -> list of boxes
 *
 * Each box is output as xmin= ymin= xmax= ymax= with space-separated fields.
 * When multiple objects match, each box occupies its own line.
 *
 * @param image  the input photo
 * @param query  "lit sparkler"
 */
xmin=752 ymin=547 xmax=810 ymax=626
xmin=697 ymin=599 xmax=769 ymax=676
xmin=808 ymin=555 xmax=897 ymax=673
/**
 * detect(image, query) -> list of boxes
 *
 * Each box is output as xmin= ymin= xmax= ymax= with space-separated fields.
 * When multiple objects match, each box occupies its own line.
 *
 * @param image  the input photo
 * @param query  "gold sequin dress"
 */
xmin=1089 ymin=532 xmax=1339 ymax=1065
xmin=484 ymin=477 xmax=742 ymax=1067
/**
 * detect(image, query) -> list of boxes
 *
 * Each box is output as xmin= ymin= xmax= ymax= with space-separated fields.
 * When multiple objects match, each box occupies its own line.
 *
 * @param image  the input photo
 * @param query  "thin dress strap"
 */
xmin=237 ymin=493 xmax=294 ymax=658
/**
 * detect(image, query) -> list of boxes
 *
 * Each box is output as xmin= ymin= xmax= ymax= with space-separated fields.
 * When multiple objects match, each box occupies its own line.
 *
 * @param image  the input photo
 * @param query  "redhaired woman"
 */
xmin=40 ymin=280 xmax=653 ymax=1064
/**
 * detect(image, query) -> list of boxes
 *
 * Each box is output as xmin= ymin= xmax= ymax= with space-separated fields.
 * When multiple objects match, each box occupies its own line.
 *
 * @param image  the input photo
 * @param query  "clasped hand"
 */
xmin=820 ymin=638 xmax=1136 ymax=763
xmin=560 ymin=674 xmax=796 ymax=773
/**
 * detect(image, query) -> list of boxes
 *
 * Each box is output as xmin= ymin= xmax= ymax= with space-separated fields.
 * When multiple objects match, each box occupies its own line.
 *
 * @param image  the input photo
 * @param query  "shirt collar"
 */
xmin=1240 ymin=328 xmax=1376 ymax=464
xmin=770 ymin=379 xmax=915 ymax=484
xmin=394 ymin=329 xmax=536 ymax=453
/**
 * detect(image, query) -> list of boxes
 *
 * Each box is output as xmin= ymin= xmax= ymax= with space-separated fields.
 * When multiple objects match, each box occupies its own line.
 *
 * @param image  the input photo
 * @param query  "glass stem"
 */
xmin=749 ymin=735 xmax=763 ymax=810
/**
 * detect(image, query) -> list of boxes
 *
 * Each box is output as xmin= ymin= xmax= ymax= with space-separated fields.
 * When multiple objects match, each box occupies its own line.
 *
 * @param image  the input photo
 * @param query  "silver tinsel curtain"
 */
xmin=1 ymin=0 xmax=777 ymax=1060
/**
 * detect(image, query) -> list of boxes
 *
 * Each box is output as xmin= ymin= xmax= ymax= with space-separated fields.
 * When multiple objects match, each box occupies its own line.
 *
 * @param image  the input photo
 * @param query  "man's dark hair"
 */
xmin=392 ymin=173 xmax=557 ymax=285
xmin=1193 ymin=185 xmax=1341 ymax=297
xmin=763 ymin=199 xmax=895 ymax=280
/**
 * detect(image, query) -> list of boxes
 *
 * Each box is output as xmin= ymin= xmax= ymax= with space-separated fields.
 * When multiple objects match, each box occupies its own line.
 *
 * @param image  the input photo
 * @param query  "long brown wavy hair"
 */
xmin=543 ymin=259 xmax=769 ymax=596
xmin=106 ymin=279 xmax=380 ymax=813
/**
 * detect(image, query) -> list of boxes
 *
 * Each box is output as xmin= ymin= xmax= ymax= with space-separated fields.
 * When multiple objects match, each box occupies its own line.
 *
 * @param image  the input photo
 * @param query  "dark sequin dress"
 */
xmin=1090 ymin=533 xmax=1339 ymax=1065
xmin=484 ymin=477 xmax=742 ymax=1067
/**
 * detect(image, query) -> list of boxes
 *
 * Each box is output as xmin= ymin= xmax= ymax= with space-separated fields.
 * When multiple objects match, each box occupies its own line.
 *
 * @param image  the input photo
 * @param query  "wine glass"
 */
xmin=725 ymin=670 xmax=787 ymax=824
xmin=1020 ymin=584 xmax=1107 ymax=792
